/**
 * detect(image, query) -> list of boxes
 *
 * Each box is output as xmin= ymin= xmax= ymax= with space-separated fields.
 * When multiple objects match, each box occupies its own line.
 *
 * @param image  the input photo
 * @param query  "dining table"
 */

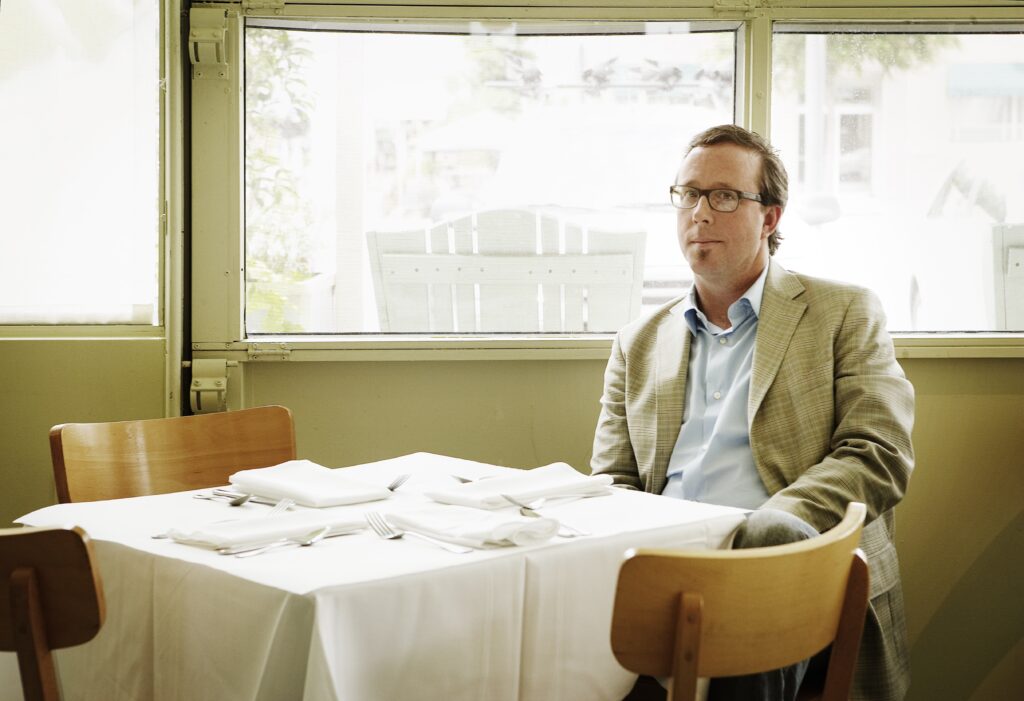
xmin=2 ymin=452 xmax=747 ymax=701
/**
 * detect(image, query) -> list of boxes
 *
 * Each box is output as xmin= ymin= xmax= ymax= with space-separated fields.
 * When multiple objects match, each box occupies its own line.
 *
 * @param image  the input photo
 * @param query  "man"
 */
xmin=591 ymin=124 xmax=914 ymax=701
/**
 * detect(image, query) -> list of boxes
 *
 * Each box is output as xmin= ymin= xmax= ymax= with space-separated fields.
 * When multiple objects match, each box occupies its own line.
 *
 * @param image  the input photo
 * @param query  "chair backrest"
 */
xmin=0 ymin=526 xmax=105 ymax=701
xmin=611 ymin=502 xmax=870 ymax=701
xmin=367 ymin=209 xmax=646 ymax=333
xmin=50 ymin=405 xmax=296 ymax=503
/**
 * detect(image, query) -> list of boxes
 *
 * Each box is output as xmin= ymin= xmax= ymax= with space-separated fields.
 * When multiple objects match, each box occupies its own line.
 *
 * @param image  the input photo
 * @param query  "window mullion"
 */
xmin=739 ymin=12 xmax=773 ymax=135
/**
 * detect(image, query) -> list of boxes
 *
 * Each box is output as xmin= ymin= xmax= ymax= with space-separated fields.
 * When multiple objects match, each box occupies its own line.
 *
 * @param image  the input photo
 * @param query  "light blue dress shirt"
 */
xmin=662 ymin=264 xmax=771 ymax=510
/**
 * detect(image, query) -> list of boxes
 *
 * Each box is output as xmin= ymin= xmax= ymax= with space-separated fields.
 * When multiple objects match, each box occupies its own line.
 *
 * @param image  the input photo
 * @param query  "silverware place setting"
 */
xmin=500 ymin=493 xmax=591 ymax=537
xmin=364 ymin=511 xmax=472 ymax=554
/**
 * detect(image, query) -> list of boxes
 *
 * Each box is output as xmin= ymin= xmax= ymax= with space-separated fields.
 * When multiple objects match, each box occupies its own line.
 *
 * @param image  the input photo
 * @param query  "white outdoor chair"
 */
xmin=367 ymin=209 xmax=645 ymax=333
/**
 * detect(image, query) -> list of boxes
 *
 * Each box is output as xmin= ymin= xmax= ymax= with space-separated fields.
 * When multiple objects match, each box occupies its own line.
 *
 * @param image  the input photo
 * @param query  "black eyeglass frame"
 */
xmin=669 ymin=185 xmax=764 ymax=212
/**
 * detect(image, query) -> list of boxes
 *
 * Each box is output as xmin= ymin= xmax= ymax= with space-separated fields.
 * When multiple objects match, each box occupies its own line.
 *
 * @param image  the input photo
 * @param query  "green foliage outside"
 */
xmin=773 ymin=33 xmax=959 ymax=94
xmin=244 ymin=29 xmax=316 ymax=332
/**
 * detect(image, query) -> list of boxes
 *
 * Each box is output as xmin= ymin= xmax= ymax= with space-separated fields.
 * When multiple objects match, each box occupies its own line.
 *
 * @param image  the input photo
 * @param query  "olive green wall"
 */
xmin=0 ymin=338 xmax=165 ymax=525
xmin=0 ymin=346 xmax=1020 ymax=699
xmin=895 ymin=358 xmax=1023 ymax=701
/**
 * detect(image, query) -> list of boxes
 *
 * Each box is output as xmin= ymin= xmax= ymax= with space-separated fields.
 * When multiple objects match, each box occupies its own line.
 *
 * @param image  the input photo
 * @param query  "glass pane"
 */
xmin=0 ymin=0 xmax=160 ymax=325
xmin=771 ymin=28 xmax=1024 ymax=332
xmin=244 ymin=21 xmax=736 ymax=334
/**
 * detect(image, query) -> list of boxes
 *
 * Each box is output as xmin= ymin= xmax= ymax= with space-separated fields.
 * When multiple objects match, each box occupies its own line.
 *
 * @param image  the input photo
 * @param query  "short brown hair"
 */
xmin=686 ymin=124 xmax=788 ymax=255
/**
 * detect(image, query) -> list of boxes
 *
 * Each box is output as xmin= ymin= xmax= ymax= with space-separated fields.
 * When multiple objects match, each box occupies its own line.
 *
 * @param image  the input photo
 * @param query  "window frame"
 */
xmin=188 ymin=0 xmax=1024 ymax=361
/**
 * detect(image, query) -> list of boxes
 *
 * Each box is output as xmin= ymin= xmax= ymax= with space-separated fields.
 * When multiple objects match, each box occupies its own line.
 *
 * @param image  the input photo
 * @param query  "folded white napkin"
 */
xmin=387 ymin=505 xmax=558 ymax=548
xmin=167 ymin=510 xmax=365 ymax=550
xmin=423 ymin=463 xmax=613 ymax=510
xmin=229 ymin=460 xmax=392 ymax=508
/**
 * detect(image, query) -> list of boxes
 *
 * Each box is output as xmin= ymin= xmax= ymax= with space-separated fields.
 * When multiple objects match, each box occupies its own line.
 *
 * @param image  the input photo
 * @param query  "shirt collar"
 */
xmin=682 ymin=262 xmax=770 ymax=336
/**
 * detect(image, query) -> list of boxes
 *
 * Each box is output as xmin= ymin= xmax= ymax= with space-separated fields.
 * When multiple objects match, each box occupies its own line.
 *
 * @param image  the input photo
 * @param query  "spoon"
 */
xmin=450 ymin=474 xmax=497 ymax=483
xmin=192 ymin=492 xmax=252 ymax=506
xmin=500 ymin=493 xmax=591 ymax=537
xmin=386 ymin=473 xmax=411 ymax=491
xmin=232 ymin=526 xmax=331 ymax=558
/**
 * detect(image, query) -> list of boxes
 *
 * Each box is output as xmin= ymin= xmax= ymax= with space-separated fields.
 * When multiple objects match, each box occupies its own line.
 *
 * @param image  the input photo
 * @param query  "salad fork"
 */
xmin=364 ymin=512 xmax=472 ymax=554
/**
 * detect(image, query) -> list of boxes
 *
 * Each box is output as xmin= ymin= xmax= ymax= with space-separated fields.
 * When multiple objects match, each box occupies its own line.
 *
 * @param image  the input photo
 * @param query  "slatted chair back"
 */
xmin=368 ymin=209 xmax=645 ymax=333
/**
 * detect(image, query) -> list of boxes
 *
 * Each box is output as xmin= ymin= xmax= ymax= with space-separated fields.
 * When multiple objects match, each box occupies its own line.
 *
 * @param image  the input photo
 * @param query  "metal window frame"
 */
xmin=187 ymin=1 xmax=1024 ymax=360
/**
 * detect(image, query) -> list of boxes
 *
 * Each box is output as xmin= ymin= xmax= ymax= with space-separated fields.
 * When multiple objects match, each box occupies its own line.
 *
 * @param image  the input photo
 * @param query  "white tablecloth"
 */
xmin=2 ymin=453 xmax=746 ymax=701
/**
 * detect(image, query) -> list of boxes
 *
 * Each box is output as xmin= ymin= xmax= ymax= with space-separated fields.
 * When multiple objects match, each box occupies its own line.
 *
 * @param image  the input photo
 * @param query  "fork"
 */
xmin=364 ymin=512 xmax=472 ymax=554
xmin=500 ymin=493 xmax=591 ymax=537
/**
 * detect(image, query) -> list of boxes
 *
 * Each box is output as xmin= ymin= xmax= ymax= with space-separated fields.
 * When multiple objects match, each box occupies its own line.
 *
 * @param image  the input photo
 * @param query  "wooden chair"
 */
xmin=50 ymin=405 xmax=296 ymax=503
xmin=367 ymin=209 xmax=646 ymax=333
xmin=0 ymin=526 xmax=105 ymax=701
xmin=611 ymin=502 xmax=870 ymax=701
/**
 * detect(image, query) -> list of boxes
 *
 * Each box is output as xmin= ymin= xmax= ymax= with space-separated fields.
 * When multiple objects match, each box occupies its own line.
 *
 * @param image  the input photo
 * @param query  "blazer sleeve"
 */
xmin=589 ymin=333 xmax=643 ymax=489
xmin=761 ymin=288 xmax=915 ymax=532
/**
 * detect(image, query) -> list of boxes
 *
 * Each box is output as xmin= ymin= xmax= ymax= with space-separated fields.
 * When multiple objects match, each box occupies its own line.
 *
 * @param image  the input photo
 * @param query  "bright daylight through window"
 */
xmin=244 ymin=21 xmax=736 ymax=334
xmin=770 ymin=27 xmax=1024 ymax=332
xmin=244 ymin=19 xmax=1024 ymax=336
xmin=0 ymin=0 xmax=160 ymax=325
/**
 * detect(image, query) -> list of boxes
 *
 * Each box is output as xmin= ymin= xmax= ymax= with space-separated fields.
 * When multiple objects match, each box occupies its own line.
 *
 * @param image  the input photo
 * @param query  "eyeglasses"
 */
xmin=669 ymin=185 xmax=763 ymax=213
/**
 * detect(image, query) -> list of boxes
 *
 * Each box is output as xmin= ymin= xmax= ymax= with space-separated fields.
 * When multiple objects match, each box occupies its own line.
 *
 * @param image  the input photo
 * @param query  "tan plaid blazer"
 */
xmin=591 ymin=260 xmax=915 ymax=700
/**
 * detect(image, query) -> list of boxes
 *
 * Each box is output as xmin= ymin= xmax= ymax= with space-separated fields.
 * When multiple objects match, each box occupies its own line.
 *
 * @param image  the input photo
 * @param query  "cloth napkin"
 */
xmin=229 ymin=460 xmax=392 ymax=508
xmin=167 ymin=510 xmax=365 ymax=550
xmin=387 ymin=504 xmax=559 ymax=548
xmin=423 ymin=462 xmax=613 ymax=510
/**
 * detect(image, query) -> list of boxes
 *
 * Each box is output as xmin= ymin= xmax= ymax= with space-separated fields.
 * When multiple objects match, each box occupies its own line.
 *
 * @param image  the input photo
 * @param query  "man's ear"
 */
xmin=762 ymin=205 xmax=783 ymax=237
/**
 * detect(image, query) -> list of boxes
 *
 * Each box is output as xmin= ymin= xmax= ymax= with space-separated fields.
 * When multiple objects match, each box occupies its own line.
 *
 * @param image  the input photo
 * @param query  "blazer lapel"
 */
xmin=749 ymin=260 xmax=807 ymax=423
xmin=652 ymin=302 xmax=690 ymax=493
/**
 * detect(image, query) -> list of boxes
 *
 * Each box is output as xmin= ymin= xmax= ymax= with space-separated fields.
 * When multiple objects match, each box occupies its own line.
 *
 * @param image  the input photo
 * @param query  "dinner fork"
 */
xmin=364 ymin=512 xmax=472 ymax=554
xmin=500 ymin=494 xmax=591 ymax=537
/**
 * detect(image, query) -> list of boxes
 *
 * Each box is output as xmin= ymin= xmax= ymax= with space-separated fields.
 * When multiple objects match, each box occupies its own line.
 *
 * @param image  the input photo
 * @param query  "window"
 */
xmin=190 ymin=5 xmax=1024 ymax=346
xmin=0 ymin=0 xmax=160 ymax=325
xmin=244 ymin=20 xmax=737 ymax=334
xmin=771 ymin=27 xmax=1024 ymax=331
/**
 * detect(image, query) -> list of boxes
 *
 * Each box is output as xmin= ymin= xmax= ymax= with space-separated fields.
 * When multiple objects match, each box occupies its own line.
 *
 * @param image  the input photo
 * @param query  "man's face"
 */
xmin=675 ymin=143 xmax=781 ymax=290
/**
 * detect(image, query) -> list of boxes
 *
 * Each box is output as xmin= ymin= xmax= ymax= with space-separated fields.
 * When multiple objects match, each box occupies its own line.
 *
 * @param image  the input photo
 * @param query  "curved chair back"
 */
xmin=50 ymin=405 xmax=296 ymax=502
xmin=0 ymin=526 xmax=105 ymax=701
xmin=611 ymin=502 xmax=869 ymax=701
